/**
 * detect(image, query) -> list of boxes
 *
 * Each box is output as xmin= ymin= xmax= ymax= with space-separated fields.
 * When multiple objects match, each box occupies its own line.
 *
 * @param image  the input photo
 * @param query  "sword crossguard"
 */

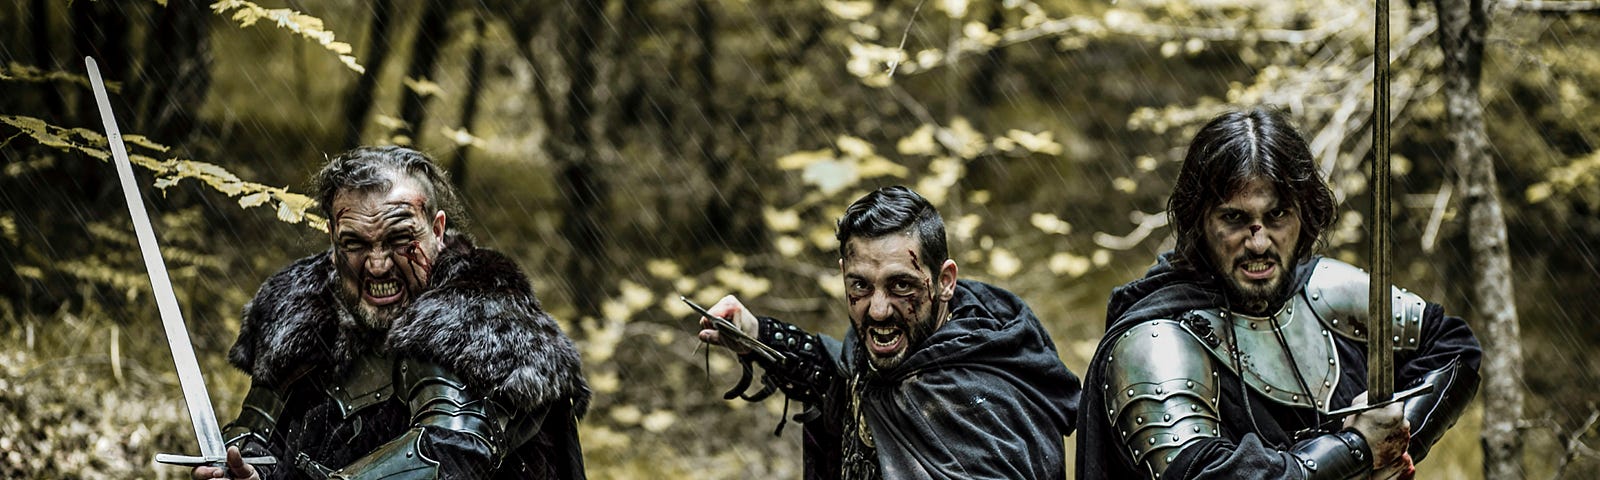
xmin=155 ymin=453 xmax=278 ymax=467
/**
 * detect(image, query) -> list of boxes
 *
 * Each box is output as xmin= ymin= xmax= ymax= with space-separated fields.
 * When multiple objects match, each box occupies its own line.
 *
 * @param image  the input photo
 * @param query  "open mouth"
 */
xmin=1239 ymin=259 xmax=1276 ymax=281
xmin=867 ymin=325 xmax=904 ymax=356
xmin=364 ymin=279 xmax=404 ymax=305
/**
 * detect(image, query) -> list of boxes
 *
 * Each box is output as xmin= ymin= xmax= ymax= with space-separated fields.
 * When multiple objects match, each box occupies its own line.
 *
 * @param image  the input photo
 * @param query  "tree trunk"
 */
xmin=343 ymin=0 xmax=396 ymax=149
xmin=1435 ymin=0 xmax=1526 ymax=478
xmin=398 ymin=0 xmax=448 ymax=144
xmin=449 ymin=13 xmax=487 ymax=186
xmin=134 ymin=0 xmax=211 ymax=147
xmin=556 ymin=0 xmax=611 ymax=318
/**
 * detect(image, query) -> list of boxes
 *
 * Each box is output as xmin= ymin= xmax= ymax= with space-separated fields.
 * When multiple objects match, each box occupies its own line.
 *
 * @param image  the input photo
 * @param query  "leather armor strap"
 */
xmin=1403 ymin=358 xmax=1479 ymax=462
xmin=329 ymin=427 xmax=440 ymax=479
xmin=222 ymin=383 xmax=287 ymax=448
xmin=741 ymin=316 xmax=838 ymax=406
xmin=1288 ymin=429 xmax=1370 ymax=480
xmin=398 ymin=359 xmax=516 ymax=459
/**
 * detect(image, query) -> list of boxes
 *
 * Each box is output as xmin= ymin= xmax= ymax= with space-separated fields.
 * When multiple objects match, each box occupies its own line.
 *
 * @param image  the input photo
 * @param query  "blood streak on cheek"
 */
xmin=398 ymin=240 xmax=435 ymax=286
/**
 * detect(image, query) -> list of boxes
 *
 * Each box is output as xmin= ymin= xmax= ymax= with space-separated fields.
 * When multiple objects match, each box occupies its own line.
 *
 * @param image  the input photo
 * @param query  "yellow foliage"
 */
xmin=897 ymin=124 xmax=939 ymax=156
xmin=1030 ymin=213 xmax=1073 ymax=235
xmin=619 ymin=280 xmax=655 ymax=314
xmin=640 ymin=410 xmax=678 ymax=432
xmin=646 ymin=259 xmax=683 ymax=279
xmin=988 ymin=248 xmax=1022 ymax=278
xmin=823 ymin=0 xmax=874 ymax=20
xmin=211 ymin=0 xmax=365 ymax=73
xmin=775 ymin=235 xmax=805 ymax=258
xmin=763 ymin=207 xmax=802 ymax=232
xmin=1048 ymin=252 xmax=1092 ymax=278
xmin=0 ymin=62 xmax=122 ymax=93
xmin=403 ymin=76 xmax=444 ymax=98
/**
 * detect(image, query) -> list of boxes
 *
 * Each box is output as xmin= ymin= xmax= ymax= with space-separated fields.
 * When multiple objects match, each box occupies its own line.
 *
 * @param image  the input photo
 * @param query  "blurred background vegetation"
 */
xmin=2 ymin=0 xmax=1597 ymax=478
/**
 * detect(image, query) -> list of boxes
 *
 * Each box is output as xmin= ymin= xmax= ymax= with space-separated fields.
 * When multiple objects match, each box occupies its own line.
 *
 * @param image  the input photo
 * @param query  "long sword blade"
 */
xmin=86 ymin=56 xmax=227 ymax=461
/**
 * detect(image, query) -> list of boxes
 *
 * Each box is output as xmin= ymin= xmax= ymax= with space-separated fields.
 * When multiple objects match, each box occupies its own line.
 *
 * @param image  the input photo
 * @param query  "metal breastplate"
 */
xmin=324 ymin=351 xmax=398 ymax=418
xmin=1184 ymin=295 xmax=1342 ymax=412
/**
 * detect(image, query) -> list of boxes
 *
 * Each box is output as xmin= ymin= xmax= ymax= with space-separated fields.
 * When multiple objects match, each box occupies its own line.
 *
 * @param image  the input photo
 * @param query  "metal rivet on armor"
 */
xmin=1393 ymin=335 xmax=1401 ymax=342
xmin=1212 ymin=428 xmax=1219 ymax=435
xmin=1324 ymin=381 xmax=1332 ymax=387
xmin=1191 ymin=405 xmax=1199 ymax=412
xmin=1108 ymin=355 xmax=1114 ymax=362
xmin=1331 ymin=318 xmax=1339 ymax=325
xmin=1152 ymin=331 xmax=1159 ymax=337
xmin=1149 ymin=438 xmax=1156 ymax=445
xmin=1156 ymin=386 xmax=1164 ymax=394
xmin=1249 ymin=322 xmax=1257 ymax=329
xmin=803 ymin=343 xmax=813 ymax=351
xmin=1329 ymin=358 xmax=1335 ymax=365
xmin=1410 ymin=338 xmax=1417 ymax=344
xmin=1311 ymin=293 xmax=1320 ymax=300
xmin=1167 ymin=454 xmax=1176 ymax=462
xmin=1103 ymin=384 xmax=1109 ymax=390
xmin=1163 ymin=414 xmax=1172 ymax=421
xmin=1128 ymin=389 xmax=1135 ymax=397
xmin=775 ymin=332 xmax=784 ymax=341
xmin=406 ymin=452 xmax=413 ymax=458
xmin=1136 ymin=416 xmax=1144 ymax=424
xmin=1193 ymin=425 xmax=1201 ymax=433
xmin=1186 ymin=380 xmax=1194 ymax=388
xmin=1321 ymin=330 xmax=1328 ymax=336
xmin=1307 ymin=459 xmax=1318 ymax=469
xmin=375 ymin=393 xmax=381 ymax=399
xmin=1264 ymin=385 xmax=1272 ymax=393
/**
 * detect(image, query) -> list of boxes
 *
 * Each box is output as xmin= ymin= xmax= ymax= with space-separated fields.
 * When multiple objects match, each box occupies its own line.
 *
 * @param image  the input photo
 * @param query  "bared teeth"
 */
xmin=368 ymin=281 xmax=399 ymax=297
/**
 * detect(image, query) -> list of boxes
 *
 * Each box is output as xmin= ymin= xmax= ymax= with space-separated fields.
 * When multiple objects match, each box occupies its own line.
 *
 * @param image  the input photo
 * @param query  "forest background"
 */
xmin=2 ymin=0 xmax=1597 ymax=478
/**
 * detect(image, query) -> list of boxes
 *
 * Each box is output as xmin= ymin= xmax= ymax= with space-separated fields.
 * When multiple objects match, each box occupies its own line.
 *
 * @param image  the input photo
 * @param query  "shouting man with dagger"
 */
xmin=1075 ymin=107 xmax=1482 ymax=480
xmin=693 ymin=186 xmax=1083 ymax=479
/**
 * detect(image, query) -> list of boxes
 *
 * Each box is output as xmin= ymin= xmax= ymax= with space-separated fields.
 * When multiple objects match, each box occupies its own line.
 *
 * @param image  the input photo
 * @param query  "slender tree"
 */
xmin=398 ymin=0 xmax=449 ymax=144
xmin=1435 ymin=0 xmax=1526 ymax=478
xmin=343 ymin=0 xmax=396 ymax=148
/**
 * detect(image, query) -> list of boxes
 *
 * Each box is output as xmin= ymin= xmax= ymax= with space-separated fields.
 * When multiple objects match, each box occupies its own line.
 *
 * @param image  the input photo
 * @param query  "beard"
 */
xmin=856 ymin=307 xmax=944 ymax=375
xmin=336 ymin=275 xmax=406 ymax=330
xmin=1221 ymin=252 xmax=1298 ymax=315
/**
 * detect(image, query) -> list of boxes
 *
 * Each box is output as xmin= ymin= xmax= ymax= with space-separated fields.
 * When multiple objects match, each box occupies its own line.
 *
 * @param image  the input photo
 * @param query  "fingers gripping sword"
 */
xmin=85 ymin=57 xmax=274 ymax=469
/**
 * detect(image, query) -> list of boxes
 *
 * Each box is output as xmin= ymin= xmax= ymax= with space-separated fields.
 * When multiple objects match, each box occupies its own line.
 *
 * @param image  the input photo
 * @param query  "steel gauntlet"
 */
xmin=330 ymin=359 xmax=541 ymax=479
xmin=1288 ymin=429 xmax=1371 ymax=480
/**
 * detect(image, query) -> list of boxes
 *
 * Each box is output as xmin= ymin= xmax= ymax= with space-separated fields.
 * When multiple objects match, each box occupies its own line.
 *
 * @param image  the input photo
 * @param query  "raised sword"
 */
xmin=85 ymin=56 xmax=274 ymax=469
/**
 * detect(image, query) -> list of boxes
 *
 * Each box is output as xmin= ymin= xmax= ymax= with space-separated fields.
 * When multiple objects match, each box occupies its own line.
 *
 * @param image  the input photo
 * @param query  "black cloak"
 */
xmin=804 ymin=279 xmax=1082 ymax=479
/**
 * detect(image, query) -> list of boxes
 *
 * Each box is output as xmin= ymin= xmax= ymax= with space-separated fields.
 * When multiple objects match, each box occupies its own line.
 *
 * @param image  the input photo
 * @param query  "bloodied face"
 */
xmin=1204 ymin=176 xmax=1301 ymax=314
xmin=841 ymin=232 xmax=958 ymax=372
xmin=329 ymin=175 xmax=447 ymax=329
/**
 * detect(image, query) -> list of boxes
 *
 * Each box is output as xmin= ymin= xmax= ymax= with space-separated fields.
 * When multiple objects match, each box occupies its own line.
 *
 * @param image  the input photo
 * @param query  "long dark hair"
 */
xmin=836 ymin=186 xmax=947 ymax=275
xmin=1167 ymin=107 xmax=1335 ymax=271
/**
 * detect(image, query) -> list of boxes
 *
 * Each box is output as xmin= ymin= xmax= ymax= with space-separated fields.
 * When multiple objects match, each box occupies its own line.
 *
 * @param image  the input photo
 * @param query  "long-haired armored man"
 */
xmin=195 ymin=147 xmax=589 ymax=479
xmin=1077 ymin=107 xmax=1481 ymax=479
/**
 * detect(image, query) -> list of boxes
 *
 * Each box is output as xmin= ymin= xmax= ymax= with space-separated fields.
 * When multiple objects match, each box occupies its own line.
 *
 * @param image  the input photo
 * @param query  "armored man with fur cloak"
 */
xmin=200 ymin=147 xmax=589 ymax=479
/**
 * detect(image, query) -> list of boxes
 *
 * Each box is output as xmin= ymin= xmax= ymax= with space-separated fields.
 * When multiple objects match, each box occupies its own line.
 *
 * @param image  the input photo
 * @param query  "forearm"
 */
xmin=740 ymin=316 xmax=842 ymax=405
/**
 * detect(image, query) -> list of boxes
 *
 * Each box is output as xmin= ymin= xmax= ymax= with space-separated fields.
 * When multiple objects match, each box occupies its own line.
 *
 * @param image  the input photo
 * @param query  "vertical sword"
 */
xmin=85 ymin=57 xmax=273 ymax=468
xmin=1368 ymin=0 xmax=1396 ymax=403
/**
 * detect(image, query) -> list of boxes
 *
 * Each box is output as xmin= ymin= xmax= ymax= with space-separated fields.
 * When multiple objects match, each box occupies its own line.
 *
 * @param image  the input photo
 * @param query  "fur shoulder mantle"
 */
xmin=228 ymin=248 xmax=589 ymax=414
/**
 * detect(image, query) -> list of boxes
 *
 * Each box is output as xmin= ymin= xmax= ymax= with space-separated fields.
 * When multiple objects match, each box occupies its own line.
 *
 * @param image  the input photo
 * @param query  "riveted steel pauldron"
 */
xmin=1304 ymin=258 xmax=1426 ymax=351
xmin=1287 ymin=429 xmax=1370 ymax=479
xmin=739 ymin=316 xmax=836 ymax=406
xmin=1103 ymin=320 xmax=1222 ymax=478
xmin=1403 ymin=358 xmax=1479 ymax=462
xmin=398 ymin=358 xmax=526 ymax=459
xmin=222 ymin=383 xmax=287 ymax=449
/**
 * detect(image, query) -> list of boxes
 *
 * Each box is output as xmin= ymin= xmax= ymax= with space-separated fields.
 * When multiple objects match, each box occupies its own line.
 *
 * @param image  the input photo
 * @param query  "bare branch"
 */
xmin=1507 ymin=0 xmax=1600 ymax=13
xmin=1094 ymin=210 xmax=1169 ymax=250
xmin=1554 ymin=406 xmax=1600 ymax=480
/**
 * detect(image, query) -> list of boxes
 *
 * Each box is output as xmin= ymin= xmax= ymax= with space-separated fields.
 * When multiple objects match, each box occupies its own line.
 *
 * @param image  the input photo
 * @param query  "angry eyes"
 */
xmin=849 ymin=278 xmax=920 ymax=298
xmin=1217 ymin=208 xmax=1291 ymax=225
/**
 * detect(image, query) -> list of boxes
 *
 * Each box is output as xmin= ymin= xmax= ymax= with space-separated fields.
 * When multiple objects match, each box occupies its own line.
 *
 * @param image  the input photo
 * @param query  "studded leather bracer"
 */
xmin=742 ymin=316 xmax=839 ymax=406
xmin=1403 ymin=358 xmax=1479 ymax=462
xmin=1103 ymin=320 xmax=1222 ymax=478
xmin=222 ymin=383 xmax=288 ymax=450
xmin=329 ymin=358 xmax=539 ymax=479
xmin=1287 ymin=429 xmax=1371 ymax=479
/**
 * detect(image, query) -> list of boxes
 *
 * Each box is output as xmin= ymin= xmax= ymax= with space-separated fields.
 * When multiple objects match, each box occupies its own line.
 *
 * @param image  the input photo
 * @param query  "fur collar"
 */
xmin=228 ymin=246 xmax=589 ymax=415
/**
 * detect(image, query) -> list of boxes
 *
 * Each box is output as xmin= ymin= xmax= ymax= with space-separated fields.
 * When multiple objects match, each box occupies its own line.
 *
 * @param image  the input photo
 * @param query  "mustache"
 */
xmin=1234 ymin=251 xmax=1281 ymax=265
